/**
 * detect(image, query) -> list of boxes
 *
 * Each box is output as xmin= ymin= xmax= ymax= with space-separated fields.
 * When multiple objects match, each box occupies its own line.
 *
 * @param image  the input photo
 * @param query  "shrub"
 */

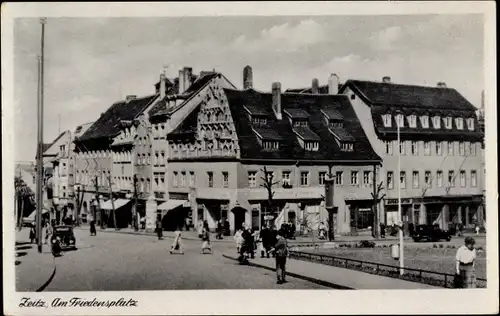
xmin=433 ymin=244 xmax=438 ymax=248
xmin=358 ymin=240 xmax=376 ymax=248
xmin=439 ymin=244 xmax=444 ymax=248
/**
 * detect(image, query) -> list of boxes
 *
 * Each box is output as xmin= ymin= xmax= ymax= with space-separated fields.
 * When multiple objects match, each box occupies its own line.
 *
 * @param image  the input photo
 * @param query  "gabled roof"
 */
xmin=340 ymin=79 xmax=477 ymax=111
xmin=79 ymin=95 xmax=157 ymax=141
xmin=223 ymin=88 xmax=381 ymax=162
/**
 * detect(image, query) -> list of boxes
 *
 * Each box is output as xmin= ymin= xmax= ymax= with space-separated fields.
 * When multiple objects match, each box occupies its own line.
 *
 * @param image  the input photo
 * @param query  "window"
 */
xmin=180 ymin=171 xmax=186 ymax=187
xmin=395 ymin=114 xmax=404 ymax=127
xmin=412 ymin=171 xmax=419 ymax=188
xmin=459 ymin=142 xmax=465 ymax=156
xmin=154 ymin=152 xmax=159 ymax=166
xmin=437 ymin=170 xmax=443 ymax=187
xmin=455 ymin=118 xmax=464 ymax=130
xmin=424 ymin=141 xmax=431 ymax=155
xmin=382 ymin=114 xmax=392 ymax=127
xmin=420 ymin=116 xmax=429 ymax=128
xmin=399 ymin=141 xmax=406 ymax=155
xmin=448 ymin=141 xmax=454 ymax=156
xmin=147 ymin=178 xmax=151 ymax=193
xmin=460 ymin=170 xmax=466 ymax=187
xmin=408 ymin=115 xmax=417 ymax=128
xmin=411 ymin=141 xmax=418 ymax=155
xmin=432 ymin=116 xmax=441 ymax=129
xmin=470 ymin=142 xmax=476 ymax=156
xmin=444 ymin=117 xmax=452 ymax=129
xmin=387 ymin=171 xmax=394 ymax=189
xmin=425 ymin=171 xmax=431 ymax=187
xmin=350 ymin=171 xmax=359 ymax=185
xmin=385 ymin=141 xmax=393 ymax=155
xmin=305 ymin=141 xmax=319 ymax=151
xmin=467 ymin=118 xmax=474 ymax=130
xmin=436 ymin=141 xmax=442 ymax=155
xmin=222 ymin=172 xmax=229 ymax=188
xmin=400 ymin=171 xmax=406 ymax=189
xmin=160 ymin=152 xmax=165 ymax=166
xmin=189 ymin=171 xmax=196 ymax=187
xmin=248 ymin=171 xmax=257 ymax=188
xmin=471 ymin=170 xmax=477 ymax=187
xmin=263 ymin=141 xmax=279 ymax=150
xmin=448 ymin=170 xmax=455 ymax=187
xmin=318 ymin=172 xmax=326 ymax=185
xmin=282 ymin=171 xmax=291 ymax=186
xmin=173 ymin=172 xmax=178 ymax=187
xmin=300 ymin=171 xmax=309 ymax=186
xmin=341 ymin=143 xmax=354 ymax=152
xmin=335 ymin=171 xmax=343 ymax=185
xmin=147 ymin=153 xmax=151 ymax=164
xmin=207 ymin=172 xmax=214 ymax=188
xmin=363 ymin=171 xmax=372 ymax=186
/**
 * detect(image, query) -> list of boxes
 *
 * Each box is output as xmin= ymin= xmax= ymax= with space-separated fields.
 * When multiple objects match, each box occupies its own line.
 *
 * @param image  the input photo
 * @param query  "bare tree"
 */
xmin=259 ymin=166 xmax=280 ymax=228
xmin=300 ymin=214 xmax=318 ymax=249
xmin=370 ymin=181 xmax=386 ymax=239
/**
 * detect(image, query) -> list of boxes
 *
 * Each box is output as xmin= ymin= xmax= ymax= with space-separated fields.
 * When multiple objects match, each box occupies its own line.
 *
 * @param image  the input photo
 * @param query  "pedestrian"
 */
xmin=234 ymin=228 xmax=243 ymax=254
xmin=201 ymin=227 xmax=212 ymax=254
xmin=290 ymin=220 xmax=296 ymax=240
xmin=455 ymin=236 xmax=477 ymax=288
xmin=270 ymin=225 xmax=278 ymax=257
xmin=475 ymin=225 xmax=480 ymax=235
xmin=29 ymin=223 xmax=36 ymax=244
xmin=248 ymin=228 xmax=256 ymax=259
xmin=89 ymin=213 xmax=97 ymax=236
xmin=198 ymin=221 xmax=204 ymax=238
xmin=380 ymin=223 xmax=386 ymax=238
xmin=224 ymin=219 xmax=230 ymax=236
xmin=272 ymin=229 xmax=289 ymax=284
xmin=156 ymin=217 xmax=163 ymax=240
xmin=170 ymin=226 xmax=184 ymax=254
xmin=216 ymin=220 xmax=223 ymax=240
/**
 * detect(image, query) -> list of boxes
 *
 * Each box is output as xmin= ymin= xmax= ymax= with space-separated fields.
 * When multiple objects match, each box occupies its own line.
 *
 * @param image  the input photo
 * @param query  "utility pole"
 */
xmin=108 ymin=174 xmax=117 ymax=230
xmin=35 ymin=18 xmax=46 ymax=254
xmin=94 ymin=176 xmax=104 ymax=229
xmin=325 ymin=165 xmax=336 ymax=241
xmin=133 ymin=174 xmax=139 ymax=231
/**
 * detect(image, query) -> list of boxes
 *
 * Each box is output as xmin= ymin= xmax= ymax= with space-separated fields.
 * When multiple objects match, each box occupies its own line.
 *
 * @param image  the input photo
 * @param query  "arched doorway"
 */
xmin=232 ymin=207 xmax=247 ymax=231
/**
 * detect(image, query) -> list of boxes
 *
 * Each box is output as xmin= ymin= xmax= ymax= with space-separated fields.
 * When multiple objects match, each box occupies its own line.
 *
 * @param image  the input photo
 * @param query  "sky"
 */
xmin=14 ymin=14 xmax=484 ymax=162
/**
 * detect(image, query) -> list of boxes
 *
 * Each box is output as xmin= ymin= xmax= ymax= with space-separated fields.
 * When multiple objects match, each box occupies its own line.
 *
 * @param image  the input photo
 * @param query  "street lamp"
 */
xmin=396 ymin=110 xmax=404 ymax=275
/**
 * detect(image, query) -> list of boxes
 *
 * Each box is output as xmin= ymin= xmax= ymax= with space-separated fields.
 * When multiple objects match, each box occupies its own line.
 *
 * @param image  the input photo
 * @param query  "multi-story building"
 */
xmin=165 ymin=68 xmax=382 ymax=234
xmin=147 ymin=67 xmax=236 ymax=230
xmin=333 ymin=77 xmax=485 ymax=230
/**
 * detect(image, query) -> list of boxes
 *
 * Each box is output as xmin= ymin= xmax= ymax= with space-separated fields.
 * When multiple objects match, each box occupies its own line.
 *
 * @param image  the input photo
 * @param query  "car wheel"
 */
xmin=446 ymin=237 xmax=451 ymax=242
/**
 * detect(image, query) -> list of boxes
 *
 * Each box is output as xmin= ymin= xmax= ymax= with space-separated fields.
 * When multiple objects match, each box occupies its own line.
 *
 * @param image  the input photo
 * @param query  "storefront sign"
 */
xmin=385 ymin=198 xmax=413 ymax=205
xmin=169 ymin=192 xmax=189 ymax=200
xmin=264 ymin=215 xmax=274 ymax=220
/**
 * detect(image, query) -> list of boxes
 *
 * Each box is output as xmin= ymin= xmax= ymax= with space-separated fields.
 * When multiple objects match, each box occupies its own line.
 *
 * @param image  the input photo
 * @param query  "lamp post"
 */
xmin=396 ymin=111 xmax=404 ymax=275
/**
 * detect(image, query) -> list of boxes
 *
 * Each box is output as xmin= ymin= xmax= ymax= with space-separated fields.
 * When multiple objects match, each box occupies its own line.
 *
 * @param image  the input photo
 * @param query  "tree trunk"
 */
xmin=372 ymin=204 xmax=380 ymax=239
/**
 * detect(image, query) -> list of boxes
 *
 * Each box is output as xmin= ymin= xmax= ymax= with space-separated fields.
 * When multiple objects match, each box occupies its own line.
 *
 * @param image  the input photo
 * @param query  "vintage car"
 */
xmin=412 ymin=224 xmax=452 ymax=242
xmin=51 ymin=225 xmax=77 ymax=250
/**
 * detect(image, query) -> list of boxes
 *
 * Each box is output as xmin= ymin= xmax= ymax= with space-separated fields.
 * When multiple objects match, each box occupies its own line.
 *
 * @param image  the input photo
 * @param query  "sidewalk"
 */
xmin=222 ymin=253 xmax=439 ymax=290
xmin=15 ymin=230 xmax=56 ymax=292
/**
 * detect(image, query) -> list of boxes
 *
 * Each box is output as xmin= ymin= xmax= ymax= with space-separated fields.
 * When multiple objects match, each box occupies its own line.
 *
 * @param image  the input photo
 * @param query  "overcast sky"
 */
xmin=14 ymin=15 xmax=484 ymax=162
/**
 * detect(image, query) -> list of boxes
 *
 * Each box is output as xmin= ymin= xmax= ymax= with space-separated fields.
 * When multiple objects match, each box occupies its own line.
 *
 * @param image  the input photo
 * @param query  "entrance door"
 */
xmin=233 ymin=208 xmax=246 ymax=230
xmin=288 ymin=211 xmax=296 ymax=225
xmin=251 ymin=210 xmax=260 ymax=230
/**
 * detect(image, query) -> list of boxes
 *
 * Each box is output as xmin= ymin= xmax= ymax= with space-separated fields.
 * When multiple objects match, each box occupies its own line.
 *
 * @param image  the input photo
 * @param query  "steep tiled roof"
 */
xmin=167 ymin=103 xmax=202 ymax=140
xmin=183 ymin=73 xmax=217 ymax=95
xmin=330 ymin=127 xmax=355 ymax=142
xmin=284 ymin=108 xmax=309 ymax=119
xmin=253 ymin=127 xmax=283 ymax=140
xmin=293 ymin=126 xmax=321 ymax=141
xmin=79 ymin=95 xmax=157 ymax=141
xmin=321 ymin=108 xmax=344 ymax=121
xmin=223 ymin=89 xmax=380 ymax=162
xmin=243 ymin=104 xmax=268 ymax=116
xmin=341 ymin=80 xmax=476 ymax=111
xmin=285 ymin=84 xmax=343 ymax=94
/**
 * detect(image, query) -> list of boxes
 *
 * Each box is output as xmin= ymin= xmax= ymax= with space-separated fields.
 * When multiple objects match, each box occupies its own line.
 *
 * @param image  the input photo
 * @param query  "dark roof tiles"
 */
xmin=292 ymin=126 xmax=321 ymax=141
xmin=284 ymin=108 xmax=309 ymax=119
xmin=252 ymin=127 xmax=283 ymax=140
xmin=321 ymin=108 xmax=344 ymax=121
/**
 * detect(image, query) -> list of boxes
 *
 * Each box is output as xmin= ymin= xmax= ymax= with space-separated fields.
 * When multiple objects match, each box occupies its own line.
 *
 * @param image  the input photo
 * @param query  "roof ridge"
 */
xmin=347 ymin=79 xmax=457 ymax=91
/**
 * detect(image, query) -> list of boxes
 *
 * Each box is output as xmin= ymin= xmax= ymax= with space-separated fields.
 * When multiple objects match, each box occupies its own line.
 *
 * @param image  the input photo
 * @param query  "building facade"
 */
xmin=166 ymin=68 xmax=382 ymax=234
xmin=337 ymin=77 xmax=485 ymax=230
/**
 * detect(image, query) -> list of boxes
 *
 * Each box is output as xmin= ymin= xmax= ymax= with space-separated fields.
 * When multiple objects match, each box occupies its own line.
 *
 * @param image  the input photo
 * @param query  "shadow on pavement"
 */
xmin=16 ymin=251 xmax=28 ymax=258
xmin=16 ymin=245 xmax=33 ymax=251
xmin=16 ymin=241 xmax=32 ymax=246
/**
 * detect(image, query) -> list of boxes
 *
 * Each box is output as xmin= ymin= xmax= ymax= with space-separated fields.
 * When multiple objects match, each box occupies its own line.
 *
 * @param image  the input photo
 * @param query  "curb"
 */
xmin=36 ymin=257 xmax=57 ymax=292
xmin=222 ymin=254 xmax=353 ymax=290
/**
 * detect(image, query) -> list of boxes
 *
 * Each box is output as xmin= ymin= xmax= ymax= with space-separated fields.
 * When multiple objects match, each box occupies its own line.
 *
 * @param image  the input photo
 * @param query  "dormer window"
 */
xmin=408 ymin=115 xmax=417 ymax=128
xmin=432 ymin=116 xmax=441 ymax=129
xmin=382 ymin=114 xmax=392 ymax=127
xmin=467 ymin=118 xmax=474 ymax=130
xmin=304 ymin=141 xmax=319 ymax=151
xmin=341 ymin=142 xmax=354 ymax=152
xmin=420 ymin=116 xmax=429 ymax=128
xmin=293 ymin=120 xmax=308 ymax=127
xmin=444 ymin=117 xmax=453 ymax=129
xmin=252 ymin=116 xmax=267 ymax=125
xmin=263 ymin=141 xmax=279 ymax=150
xmin=455 ymin=117 xmax=464 ymax=130
xmin=253 ymin=127 xmax=282 ymax=152
xmin=395 ymin=114 xmax=404 ymax=128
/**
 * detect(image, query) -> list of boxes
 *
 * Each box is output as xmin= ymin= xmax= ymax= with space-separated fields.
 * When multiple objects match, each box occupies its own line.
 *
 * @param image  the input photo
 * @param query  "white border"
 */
xmin=2 ymin=2 xmax=498 ymax=315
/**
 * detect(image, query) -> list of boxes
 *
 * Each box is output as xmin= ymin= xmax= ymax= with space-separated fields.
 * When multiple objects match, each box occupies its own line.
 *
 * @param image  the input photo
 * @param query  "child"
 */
xmin=170 ymin=227 xmax=184 ymax=254
xmin=234 ymin=228 xmax=243 ymax=255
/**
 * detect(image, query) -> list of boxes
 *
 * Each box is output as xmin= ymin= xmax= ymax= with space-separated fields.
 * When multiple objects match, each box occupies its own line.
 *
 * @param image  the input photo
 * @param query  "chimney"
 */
xmin=311 ymin=78 xmax=319 ymax=94
xmin=437 ymin=82 xmax=447 ymax=88
xmin=183 ymin=67 xmax=193 ymax=92
xmin=382 ymin=76 xmax=391 ymax=83
xmin=328 ymin=73 xmax=339 ymax=95
xmin=159 ymin=73 xmax=166 ymax=99
xmin=272 ymin=82 xmax=282 ymax=120
xmin=243 ymin=65 xmax=253 ymax=89
xmin=178 ymin=69 xmax=185 ymax=94
xmin=125 ymin=95 xmax=137 ymax=103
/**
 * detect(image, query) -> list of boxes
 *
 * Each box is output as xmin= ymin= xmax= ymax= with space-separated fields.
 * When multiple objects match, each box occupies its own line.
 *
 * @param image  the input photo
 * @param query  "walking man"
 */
xmin=89 ymin=213 xmax=97 ymax=236
xmin=170 ymin=226 xmax=184 ymax=254
xmin=272 ymin=229 xmax=289 ymax=284
xmin=201 ymin=226 xmax=212 ymax=254
xmin=156 ymin=216 xmax=163 ymax=240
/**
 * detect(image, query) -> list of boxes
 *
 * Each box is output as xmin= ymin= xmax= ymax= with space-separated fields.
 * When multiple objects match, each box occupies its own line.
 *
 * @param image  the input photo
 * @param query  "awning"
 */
xmin=100 ymin=199 xmax=131 ymax=210
xmin=157 ymin=199 xmax=188 ymax=211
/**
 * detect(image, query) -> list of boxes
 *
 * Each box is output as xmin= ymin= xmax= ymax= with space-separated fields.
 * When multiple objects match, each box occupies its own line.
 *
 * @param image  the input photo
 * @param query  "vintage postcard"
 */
xmin=2 ymin=1 xmax=498 ymax=315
